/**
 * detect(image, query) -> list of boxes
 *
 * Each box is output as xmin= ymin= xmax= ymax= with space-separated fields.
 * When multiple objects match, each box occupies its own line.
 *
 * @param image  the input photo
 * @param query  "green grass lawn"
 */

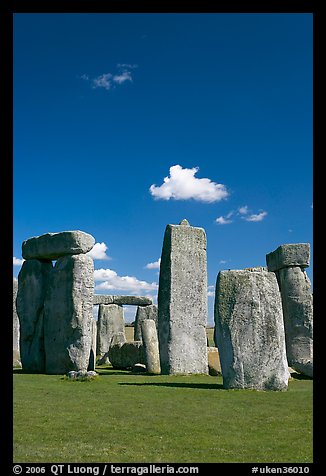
xmin=13 ymin=368 xmax=312 ymax=463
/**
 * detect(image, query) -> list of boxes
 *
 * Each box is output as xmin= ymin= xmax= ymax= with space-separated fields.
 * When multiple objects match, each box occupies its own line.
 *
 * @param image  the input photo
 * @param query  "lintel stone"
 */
xmin=266 ymin=243 xmax=310 ymax=272
xmin=22 ymin=230 xmax=95 ymax=260
xmin=93 ymin=295 xmax=152 ymax=306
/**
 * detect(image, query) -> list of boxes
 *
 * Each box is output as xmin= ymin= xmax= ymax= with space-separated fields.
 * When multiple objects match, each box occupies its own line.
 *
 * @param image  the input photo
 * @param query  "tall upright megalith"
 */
xmin=266 ymin=244 xmax=313 ymax=377
xmin=13 ymin=278 xmax=20 ymax=360
xmin=134 ymin=304 xmax=158 ymax=341
xmin=141 ymin=319 xmax=161 ymax=374
xmin=44 ymin=254 xmax=94 ymax=374
xmin=214 ymin=268 xmax=289 ymax=390
xmin=16 ymin=230 xmax=95 ymax=374
xmin=96 ymin=304 xmax=126 ymax=356
xmin=158 ymin=219 xmax=208 ymax=375
xmin=16 ymin=259 xmax=53 ymax=372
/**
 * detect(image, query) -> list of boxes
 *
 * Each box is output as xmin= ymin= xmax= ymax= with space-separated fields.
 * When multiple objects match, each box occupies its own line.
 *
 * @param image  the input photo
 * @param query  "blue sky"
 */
xmin=13 ymin=13 xmax=313 ymax=324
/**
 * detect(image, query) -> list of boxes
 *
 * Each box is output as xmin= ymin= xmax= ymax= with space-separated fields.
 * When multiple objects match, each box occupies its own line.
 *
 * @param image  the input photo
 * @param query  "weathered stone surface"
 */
xmin=214 ymin=269 xmax=289 ymax=390
xmin=13 ymin=278 xmax=20 ymax=354
xmin=266 ymin=244 xmax=310 ymax=272
xmin=207 ymin=347 xmax=221 ymax=376
xmin=13 ymin=350 xmax=22 ymax=368
xmin=277 ymin=266 xmax=313 ymax=377
xmin=141 ymin=319 xmax=161 ymax=374
xmin=158 ymin=220 xmax=208 ymax=375
xmin=44 ymin=254 xmax=94 ymax=374
xmin=96 ymin=304 xmax=126 ymax=356
xmin=88 ymin=318 xmax=97 ymax=371
xmin=93 ymin=294 xmax=152 ymax=306
xmin=134 ymin=304 xmax=158 ymax=341
xmin=22 ymin=230 xmax=95 ymax=260
xmin=16 ymin=259 xmax=52 ymax=372
xmin=108 ymin=341 xmax=145 ymax=369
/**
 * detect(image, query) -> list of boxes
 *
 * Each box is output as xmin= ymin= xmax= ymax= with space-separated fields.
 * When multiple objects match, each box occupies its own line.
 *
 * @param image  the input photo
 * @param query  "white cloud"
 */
xmin=149 ymin=165 xmax=229 ymax=203
xmin=87 ymin=242 xmax=111 ymax=260
xmin=243 ymin=211 xmax=268 ymax=222
xmin=145 ymin=258 xmax=161 ymax=269
xmin=94 ymin=268 xmax=158 ymax=294
xmin=13 ymin=257 xmax=24 ymax=266
xmin=113 ymin=71 xmax=133 ymax=84
xmin=217 ymin=206 xmax=267 ymax=224
xmin=92 ymin=73 xmax=113 ymax=90
xmin=83 ymin=65 xmax=137 ymax=91
xmin=219 ymin=260 xmax=228 ymax=264
xmin=215 ymin=216 xmax=233 ymax=225
xmin=238 ymin=205 xmax=249 ymax=215
xmin=207 ymin=285 xmax=215 ymax=297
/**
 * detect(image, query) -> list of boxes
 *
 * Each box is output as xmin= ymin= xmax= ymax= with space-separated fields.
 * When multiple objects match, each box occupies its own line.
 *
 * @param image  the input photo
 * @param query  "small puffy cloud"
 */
xmin=113 ymin=71 xmax=133 ymax=84
xmin=92 ymin=73 xmax=113 ymax=90
xmin=13 ymin=257 xmax=24 ymax=266
xmin=217 ymin=206 xmax=267 ymax=224
xmin=145 ymin=258 xmax=161 ymax=269
xmin=150 ymin=165 xmax=229 ymax=203
xmin=238 ymin=205 xmax=249 ymax=215
xmin=83 ymin=65 xmax=137 ymax=91
xmin=243 ymin=211 xmax=268 ymax=222
xmin=87 ymin=242 xmax=111 ymax=260
xmin=94 ymin=268 xmax=158 ymax=294
xmin=215 ymin=216 xmax=233 ymax=225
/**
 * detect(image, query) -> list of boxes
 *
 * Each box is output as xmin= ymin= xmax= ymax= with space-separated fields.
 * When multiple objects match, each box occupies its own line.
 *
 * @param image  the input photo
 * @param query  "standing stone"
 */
xmin=141 ymin=319 xmax=161 ymax=374
xmin=134 ymin=304 xmax=158 ymax=341
xmin=22 ymin=230 xmax=95 ymax=261
xmin=266 ymin=244 xmax=313 ymax=377
xmin=214 ymin=268 xmax=289 ymax=390
xmin=13 ymin=278 xmax=20 ymax=351
xmin=88 ymin=318 xmax=97 ymax=371
xmin=16 ymin=259 xmax=53 ymax=372
xmin=207 ymin=347 xmax=221 ymax=376
xmin=96 ymin=304 xmax=126 ymax=356
xmin=158 ymin=219 xmax=208 ymax=375
xmin=44 ymin=254 xmax=94 ymax=374
xmin=108 ymin=341 xmax=145 ymax=369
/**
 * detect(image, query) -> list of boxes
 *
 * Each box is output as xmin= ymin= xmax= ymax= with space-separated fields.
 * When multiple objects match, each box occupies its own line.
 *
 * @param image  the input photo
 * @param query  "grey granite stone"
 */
xmin=141 ymin=319 xmax=161 ymax=374
xmin=44 ymin=254 xmax=94 ymax=374
xmin=214 ymin=269 xmax=289 ymax=390
xmin=277 ymin=266 xmax=313 ymax=377
xmin=13 ymin=278 xmax=20 ymax=354
xmin=266 ymin=244 xmax=310 ymax=272
xmin=108 ymin=341 xmax=145 ymax=369
xmin=134 ymin=304 xmax=158 ymax=341
xmin=158 ymin=221 xmax=208 ymax=375
xmin=93 ymin=294 xmax=152 ymax=306
xmin=16 ymin=259 xmax=52 ymax=372
xmin=22 ymin=230 xmax=95 ymax=260
xmin=96 ymin=304 xmax=126 ymax=356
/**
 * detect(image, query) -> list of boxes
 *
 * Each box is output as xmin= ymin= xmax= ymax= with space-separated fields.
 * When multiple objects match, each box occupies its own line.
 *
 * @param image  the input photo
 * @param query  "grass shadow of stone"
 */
xmin=119 ymin=381 xmax=225 ymax=390
xmin=290 ymin=372 xmax=313 ymax=380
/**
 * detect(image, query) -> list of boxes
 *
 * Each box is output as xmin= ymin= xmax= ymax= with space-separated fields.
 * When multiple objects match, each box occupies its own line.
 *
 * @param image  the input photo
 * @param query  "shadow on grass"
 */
xmin=13 ymin=369 xmax=46 ymax=375
xmin=119 ymin=381 xmax=225 ymax=390
xmin=290 ymin=372 xmax=313 ymax=380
